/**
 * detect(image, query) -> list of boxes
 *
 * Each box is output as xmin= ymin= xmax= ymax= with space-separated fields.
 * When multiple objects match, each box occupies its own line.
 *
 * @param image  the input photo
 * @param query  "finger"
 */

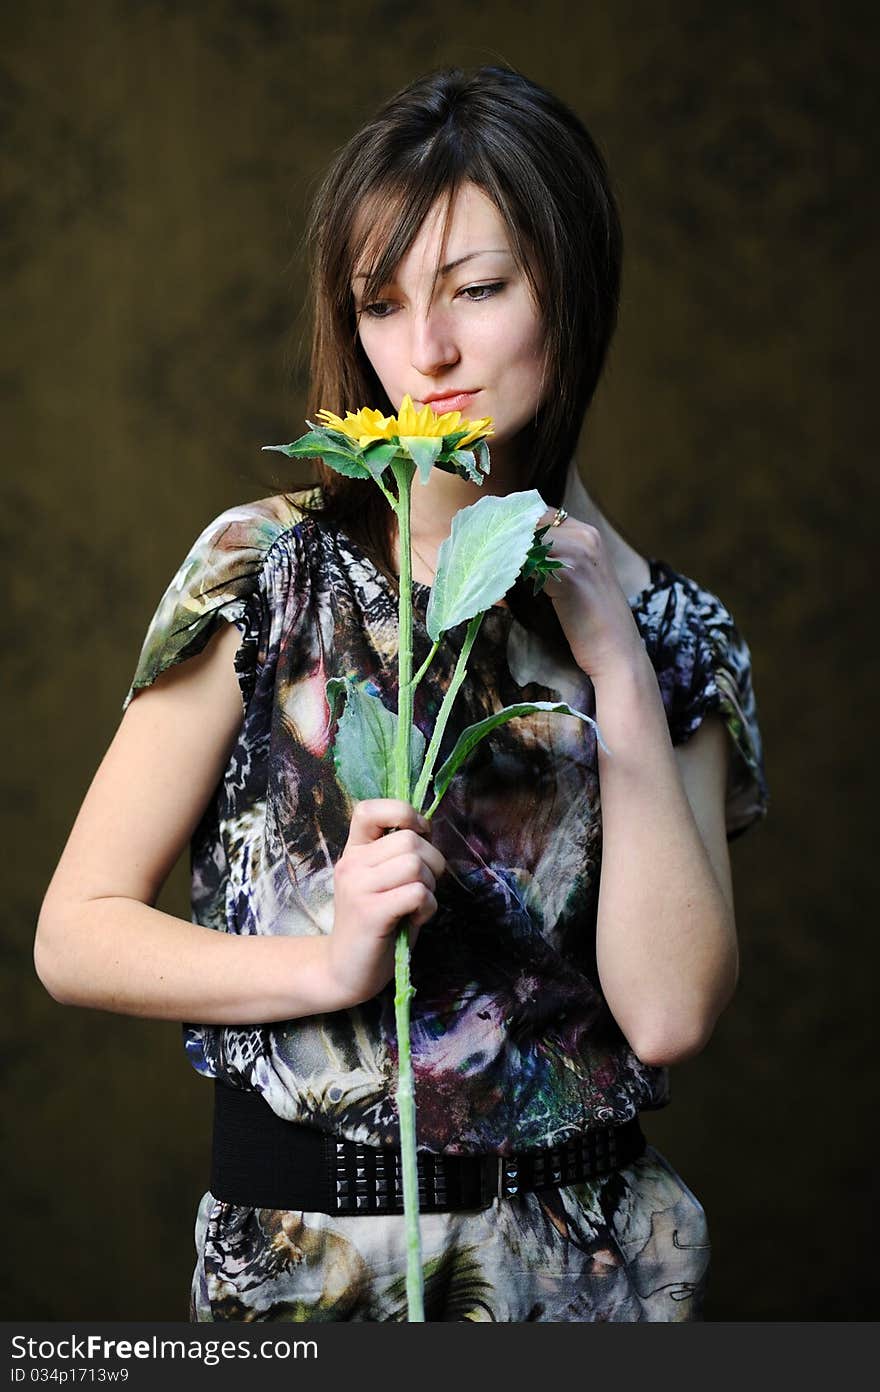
xmin=346 ymin=799 xmax=431 ymax=848
xmin=361 ymin=828 xmax=446 ymax=878
xmin=377 ymin=883 xmax=438 ymax=932
xmin=366 ymin=854 xmax=436 ymax=896
xmin=537 ymin=506 xmax=568 ymax=534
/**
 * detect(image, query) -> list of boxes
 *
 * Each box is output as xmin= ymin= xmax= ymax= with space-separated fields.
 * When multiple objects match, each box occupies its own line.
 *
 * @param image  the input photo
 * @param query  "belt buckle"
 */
xmin=479 ymin=1155 xmax=522 ymax=1206
xmin=479 ymin=1155 xmax=503 ymax=1207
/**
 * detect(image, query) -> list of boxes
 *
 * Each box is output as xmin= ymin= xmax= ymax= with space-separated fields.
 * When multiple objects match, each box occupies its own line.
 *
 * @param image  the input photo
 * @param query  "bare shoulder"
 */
xmin=42 ymin=624 xmax=246 ymax=914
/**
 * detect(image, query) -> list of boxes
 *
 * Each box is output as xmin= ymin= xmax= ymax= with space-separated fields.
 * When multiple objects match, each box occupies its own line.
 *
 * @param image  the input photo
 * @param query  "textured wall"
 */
xmin=4 ymin=1 xmax=875 ymax=1319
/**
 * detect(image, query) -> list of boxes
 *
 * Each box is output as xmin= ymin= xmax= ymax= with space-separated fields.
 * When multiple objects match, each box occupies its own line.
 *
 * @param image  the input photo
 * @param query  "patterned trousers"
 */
xmin=190 ymin=1144 xmax=710 ymax=1322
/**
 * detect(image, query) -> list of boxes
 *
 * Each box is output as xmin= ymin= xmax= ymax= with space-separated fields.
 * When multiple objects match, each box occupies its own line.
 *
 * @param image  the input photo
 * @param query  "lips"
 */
xmin=421 ymin=390 xmax=480 ymax=414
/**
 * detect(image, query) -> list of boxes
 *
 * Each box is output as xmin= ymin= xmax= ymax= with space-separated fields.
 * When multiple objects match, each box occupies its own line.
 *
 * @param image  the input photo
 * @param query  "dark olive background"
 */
xmin=4 ymin=1 xmax=875 ymax=1320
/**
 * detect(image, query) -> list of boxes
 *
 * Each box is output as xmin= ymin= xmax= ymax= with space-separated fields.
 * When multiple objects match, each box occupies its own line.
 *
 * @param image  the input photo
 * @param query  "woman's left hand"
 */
xmin=536 ymin=506 xmax=648 ymax=684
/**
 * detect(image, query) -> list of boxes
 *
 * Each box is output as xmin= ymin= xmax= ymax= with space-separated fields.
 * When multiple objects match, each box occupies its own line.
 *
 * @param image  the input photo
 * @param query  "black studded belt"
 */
xmin=210 ymin=1082 xmax=647 ymax=1215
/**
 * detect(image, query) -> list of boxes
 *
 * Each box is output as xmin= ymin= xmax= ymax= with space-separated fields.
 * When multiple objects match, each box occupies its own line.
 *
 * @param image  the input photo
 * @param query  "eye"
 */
xmin=360 ymin=300 xmax=398 ymax=320
xmin=458 ymin=281 xmax=505 ymax=302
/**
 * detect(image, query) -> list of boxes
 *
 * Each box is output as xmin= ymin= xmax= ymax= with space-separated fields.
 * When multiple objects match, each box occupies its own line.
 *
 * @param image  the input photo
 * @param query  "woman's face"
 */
xmin=352 ymin=183 xmax=548 ymax=467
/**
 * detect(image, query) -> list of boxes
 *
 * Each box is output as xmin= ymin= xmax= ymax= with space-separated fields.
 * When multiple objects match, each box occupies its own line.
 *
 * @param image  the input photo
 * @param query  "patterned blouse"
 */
xmin=123 ymin=490 xmax=769 ymax=1156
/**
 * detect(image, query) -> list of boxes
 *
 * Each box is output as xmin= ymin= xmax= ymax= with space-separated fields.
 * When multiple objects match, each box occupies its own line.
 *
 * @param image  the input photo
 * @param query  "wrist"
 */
xmin=592 ymin=646 xmax=669 ymax=755
xmin=590 ymin=640 xmax=656 ymax=700
xmin=304 ymin=935 xmax=356 ymax=1014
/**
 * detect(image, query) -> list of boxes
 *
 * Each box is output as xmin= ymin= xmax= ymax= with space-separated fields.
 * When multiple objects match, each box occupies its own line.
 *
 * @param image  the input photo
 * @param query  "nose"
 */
xmin=408 ymin=305 xmax=460 ymax=379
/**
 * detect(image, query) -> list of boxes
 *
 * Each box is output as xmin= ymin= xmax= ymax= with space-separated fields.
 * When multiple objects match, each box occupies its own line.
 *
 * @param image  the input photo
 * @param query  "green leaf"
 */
xmin=325 ymin=676 xmax=426 ymax=802
xmin=436 ymin=437 xmax=491 ymax=485
xmin=305 ymin=422 xmax=364 ymax=452
xmin=425 ymin=490 xmax=546 ymax=641
xmin=262 ymin=429 xmax=333 ymax=457
xmin=430 ymin=701 xmax=609 ymax=808
xmin=262 ymin=441 xmax=314 ymax=459
xmin=262 ymin=430 xmax=371 ymax=479
xmin=399 ymin=434 xmax=443 ymax=482
xmin=473 ymin=438 xmax=490 ymax=477
xmin=361 ymin=440 xmax=402 ymax=478
xmin=314 ymin=451 xmax=373 ymax=479
xmin=440 ymin=427 xmax=473 ymax=450
xmin=447 ymin=449 xmax=486 ymax=485
xmin=520 ymin=525 xmax=568 ymax=593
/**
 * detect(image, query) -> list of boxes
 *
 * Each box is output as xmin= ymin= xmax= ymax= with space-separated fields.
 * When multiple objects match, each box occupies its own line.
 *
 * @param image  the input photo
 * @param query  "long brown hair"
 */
xmin=298 ymin=64 xmax=623 ymax=588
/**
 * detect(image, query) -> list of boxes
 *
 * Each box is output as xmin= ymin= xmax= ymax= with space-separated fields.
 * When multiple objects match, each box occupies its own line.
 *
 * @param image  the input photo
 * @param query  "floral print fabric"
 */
xmin=124 ymin=491 xmax=768 ymax=1154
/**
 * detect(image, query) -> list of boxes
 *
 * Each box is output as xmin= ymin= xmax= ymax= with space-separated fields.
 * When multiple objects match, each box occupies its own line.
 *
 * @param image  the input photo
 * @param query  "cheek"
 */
xmin=357 ymin=326 xmax=398 ymax=394
xmin=487 ymin=315 xmax=547 ymax=397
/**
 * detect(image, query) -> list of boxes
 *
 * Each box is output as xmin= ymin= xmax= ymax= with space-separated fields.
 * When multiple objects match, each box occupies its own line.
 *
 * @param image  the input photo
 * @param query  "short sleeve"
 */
xmin=638 ymin=570 xmax=770 ymax=841
xmin=121 ymin=494 xmax=305 ymax=714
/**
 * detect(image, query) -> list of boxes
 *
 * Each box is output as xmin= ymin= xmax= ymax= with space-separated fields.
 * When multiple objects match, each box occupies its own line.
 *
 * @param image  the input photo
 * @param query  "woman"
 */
xmin=35 ymin=66 xmax=768 ymax=1322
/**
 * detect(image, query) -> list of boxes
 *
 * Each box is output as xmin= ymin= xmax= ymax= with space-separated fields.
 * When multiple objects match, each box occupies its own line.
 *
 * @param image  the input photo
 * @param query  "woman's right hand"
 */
xmin=326 ymin=799 xmax=446 ymax=1008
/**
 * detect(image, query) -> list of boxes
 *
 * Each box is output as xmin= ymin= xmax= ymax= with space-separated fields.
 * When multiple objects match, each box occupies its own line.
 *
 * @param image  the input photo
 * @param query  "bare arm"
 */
xmin=35 ymin=624 xmax=444 ymax=1023
xmin=34 ymin=625 xmax=334 ymax=1022
xmin=536 ymin=507 xmax=741 ymax=1068
xmin=594 ymin=655 xmax=738 ymax=1066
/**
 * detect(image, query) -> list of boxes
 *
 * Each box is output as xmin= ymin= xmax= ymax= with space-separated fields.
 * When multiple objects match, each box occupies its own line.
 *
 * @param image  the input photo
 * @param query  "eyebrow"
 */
xmin=352 ymin=249 xmax=512 ymax=282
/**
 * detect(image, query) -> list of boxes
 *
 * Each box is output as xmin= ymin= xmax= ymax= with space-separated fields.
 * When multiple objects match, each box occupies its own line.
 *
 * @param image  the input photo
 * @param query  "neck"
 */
xmin=406 ymin=472 xmax=511 ymax=546
xmin=561 ymin=461 xmax=604 ymax=530
xmin=393 ymin=446 xmax=521 ymax=582
xmin=390 ymin=455 xmax=648 ymax=600
xmin=402 ymin=457 xmax=605 ymax=543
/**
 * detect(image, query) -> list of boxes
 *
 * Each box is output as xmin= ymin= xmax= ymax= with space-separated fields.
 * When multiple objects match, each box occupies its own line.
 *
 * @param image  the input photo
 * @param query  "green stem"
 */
xmin=411 ymin=638 xmax=440 ymax=693
xmin=392 ymin=460 xmax=416 ymax=795
xmin=373 ymin=473 xmax=397 ymax=509
xmin=388 ymin=457 xmax=424 ymax=1324
xmin=411 ymin=612 xmax=484 ymax=814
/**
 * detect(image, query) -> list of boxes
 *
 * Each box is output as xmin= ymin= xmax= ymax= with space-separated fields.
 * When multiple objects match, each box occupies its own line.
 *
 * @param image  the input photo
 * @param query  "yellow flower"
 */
xmin=315 ymin=406 xmax=396 ymax=449
xmin=396 ymin=394 xmax=456 ymax=438
xmin=316 ymin=395 xmax=493 ymax=453
xmin=396 ymin=394 xmax=494 ymax=447
xmin=457 ymin=416 xmax=494 ymax=448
